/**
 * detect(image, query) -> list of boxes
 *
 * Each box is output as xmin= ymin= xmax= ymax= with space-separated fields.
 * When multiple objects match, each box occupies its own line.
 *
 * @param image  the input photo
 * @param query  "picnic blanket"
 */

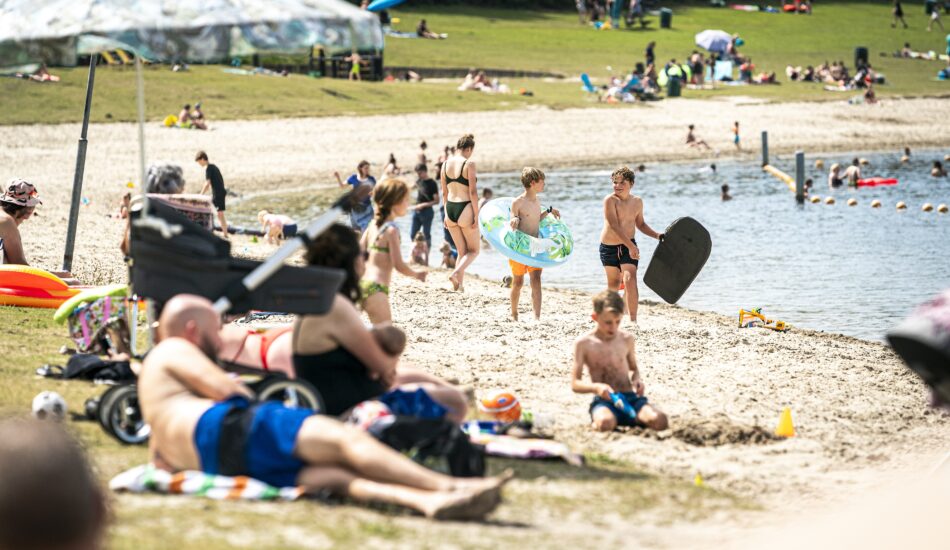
xmin=110 ymin=464 xmax=304 ymax=501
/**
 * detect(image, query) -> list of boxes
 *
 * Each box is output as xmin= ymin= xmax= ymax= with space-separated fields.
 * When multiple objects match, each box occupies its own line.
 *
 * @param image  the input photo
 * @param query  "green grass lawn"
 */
xmin=2 ymin=2 xmax=947 ymax=125
xmin=0 ymin=305 xmax=752 ymax=548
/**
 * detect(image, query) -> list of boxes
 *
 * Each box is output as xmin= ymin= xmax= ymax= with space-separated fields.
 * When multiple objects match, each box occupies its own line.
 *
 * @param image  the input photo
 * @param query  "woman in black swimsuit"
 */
xmin=292 ymin=224 xmax=466 ymax=418
xmin=439 ymin=134 xmax=480 ymax=291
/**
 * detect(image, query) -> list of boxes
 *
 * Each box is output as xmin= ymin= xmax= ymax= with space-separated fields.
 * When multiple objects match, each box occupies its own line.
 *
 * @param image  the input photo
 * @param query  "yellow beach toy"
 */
xmin=163 ymin=114 xmax=178 ymax=127
xmin=738 ymin=308 xmax=790 ymax=332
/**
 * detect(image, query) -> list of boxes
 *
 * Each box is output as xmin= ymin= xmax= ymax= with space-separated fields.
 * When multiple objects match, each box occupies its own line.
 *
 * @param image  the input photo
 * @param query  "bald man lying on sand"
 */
xmin=140 ymin=294 xmax=510 ymax=520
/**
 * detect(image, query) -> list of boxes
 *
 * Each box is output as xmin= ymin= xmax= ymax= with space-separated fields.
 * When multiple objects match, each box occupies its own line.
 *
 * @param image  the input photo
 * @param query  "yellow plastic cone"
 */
xmin=775 ymin=407 xmax=796 ymax=438
xmin=694 ymin=473 xmax=704 ymax=487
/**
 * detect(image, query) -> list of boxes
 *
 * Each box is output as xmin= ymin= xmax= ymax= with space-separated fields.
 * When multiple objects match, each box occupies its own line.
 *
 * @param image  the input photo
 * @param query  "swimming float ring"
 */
xmin=478 ymin=197 xmax=574 ymax=269
xmin=53 ymin=284 xmax=129 ymax=324
xmin=0 ymin=265 xmax=80 ymax=309
xmin=857 ymin=178 xmax=898 ymax=188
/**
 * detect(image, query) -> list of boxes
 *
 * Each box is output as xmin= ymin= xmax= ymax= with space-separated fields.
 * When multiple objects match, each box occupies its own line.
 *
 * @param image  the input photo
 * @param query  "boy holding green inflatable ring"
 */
xmin=508 ymin=167 xmax=560 ymax=321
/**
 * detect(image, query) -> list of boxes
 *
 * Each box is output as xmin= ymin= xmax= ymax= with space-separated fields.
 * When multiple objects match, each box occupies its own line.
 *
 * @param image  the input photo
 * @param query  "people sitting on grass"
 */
xmin=417 ymin=19 xmax=446 ymax=39
xmin=571 ymin=290 xmax=669 ymax=432
xmin=293 ymin=223 xmax=462 ymax=419
xmin=739 ymin=58 xmax=755 ymax=83
xmin=0 ymin=179 xmax=40 ymax=266
xmin=139 ymin=294 xmax=509 ymax=520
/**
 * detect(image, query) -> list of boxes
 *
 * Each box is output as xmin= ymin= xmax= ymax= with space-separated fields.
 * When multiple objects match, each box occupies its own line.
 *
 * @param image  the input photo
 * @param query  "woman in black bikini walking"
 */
xmin=440 ymin=134 xmax=480 ymax=291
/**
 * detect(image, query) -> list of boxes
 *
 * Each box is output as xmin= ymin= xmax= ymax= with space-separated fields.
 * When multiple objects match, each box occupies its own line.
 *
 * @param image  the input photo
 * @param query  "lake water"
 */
xmin=235 ymin=150 xmax=950 ymax=341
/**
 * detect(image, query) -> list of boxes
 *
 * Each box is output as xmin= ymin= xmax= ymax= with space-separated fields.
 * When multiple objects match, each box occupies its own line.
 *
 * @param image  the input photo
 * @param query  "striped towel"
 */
xmin=110 ymin=464 xmax=303 ymax=501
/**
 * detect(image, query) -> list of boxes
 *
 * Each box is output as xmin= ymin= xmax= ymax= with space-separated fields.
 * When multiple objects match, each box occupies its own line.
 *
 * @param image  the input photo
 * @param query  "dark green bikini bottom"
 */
xmin=445 ymin=201 xmax=471 ymax=223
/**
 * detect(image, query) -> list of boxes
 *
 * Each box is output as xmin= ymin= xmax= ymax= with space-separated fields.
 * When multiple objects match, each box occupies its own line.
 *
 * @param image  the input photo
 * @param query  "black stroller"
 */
xmin=95 ymin=191 xmax=358 ymax=444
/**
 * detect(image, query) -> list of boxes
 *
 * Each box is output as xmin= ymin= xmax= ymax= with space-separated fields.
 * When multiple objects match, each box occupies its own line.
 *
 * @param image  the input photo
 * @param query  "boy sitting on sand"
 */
xmin=508 ymin=167 xmax=560 ymax=321
xmin=571 ymin=290 xmax=668 ymax=432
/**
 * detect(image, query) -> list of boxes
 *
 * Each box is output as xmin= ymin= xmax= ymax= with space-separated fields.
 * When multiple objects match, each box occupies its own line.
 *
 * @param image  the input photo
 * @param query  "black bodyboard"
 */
xmin=643 ymin=217 xmax=711 ymax=304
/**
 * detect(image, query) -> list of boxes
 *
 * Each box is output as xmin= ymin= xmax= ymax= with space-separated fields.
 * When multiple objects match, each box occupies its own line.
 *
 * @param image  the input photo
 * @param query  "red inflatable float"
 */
xmin=857 ymin=178 xmax=898 ymax=188
xmin=0 ymin=265 xmax=80 ymax=309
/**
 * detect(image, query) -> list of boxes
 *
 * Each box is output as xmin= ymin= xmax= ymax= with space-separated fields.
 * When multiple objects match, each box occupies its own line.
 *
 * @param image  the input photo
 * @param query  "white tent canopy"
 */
xmin=0 ymin=0 xmax=383 ymax=66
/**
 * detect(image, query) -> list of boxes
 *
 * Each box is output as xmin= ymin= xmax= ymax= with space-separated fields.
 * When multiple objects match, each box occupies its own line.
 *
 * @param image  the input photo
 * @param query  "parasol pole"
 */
xmin=61 ymin=54 xmax=98 ymax=273
xmin=134 ymin=54 xmax=155 ymax=347
xmin=135 ymin=54 xmax=147 ymax=202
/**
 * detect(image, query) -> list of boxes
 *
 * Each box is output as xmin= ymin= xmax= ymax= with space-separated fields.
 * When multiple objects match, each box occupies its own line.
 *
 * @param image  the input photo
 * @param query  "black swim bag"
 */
xmin=368 ymin=416 xmax=485 ymax=477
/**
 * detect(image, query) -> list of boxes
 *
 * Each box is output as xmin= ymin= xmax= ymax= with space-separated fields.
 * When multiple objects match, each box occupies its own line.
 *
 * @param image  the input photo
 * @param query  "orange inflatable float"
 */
xmin=0 ymin=265 xmax=81 ymax=309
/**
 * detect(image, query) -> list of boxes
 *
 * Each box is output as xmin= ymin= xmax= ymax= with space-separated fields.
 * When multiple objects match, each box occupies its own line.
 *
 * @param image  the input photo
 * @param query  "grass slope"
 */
xmin=2 ymin=3 xmax=947 ymax=125
xmin=0 ymin=306 xmax=750 ymax=548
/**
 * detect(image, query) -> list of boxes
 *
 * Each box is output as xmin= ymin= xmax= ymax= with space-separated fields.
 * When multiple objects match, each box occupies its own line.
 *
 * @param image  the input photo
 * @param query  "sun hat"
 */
xmin=1 ymin=179 xmax=42 ymax=207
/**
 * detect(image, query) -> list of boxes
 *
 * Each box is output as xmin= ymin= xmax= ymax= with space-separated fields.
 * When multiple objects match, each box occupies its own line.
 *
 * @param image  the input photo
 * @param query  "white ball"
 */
xmin=346 ymin=400 xmax=392 ymax=430
xmin=32 ymin=391 xmax=67 ymax=421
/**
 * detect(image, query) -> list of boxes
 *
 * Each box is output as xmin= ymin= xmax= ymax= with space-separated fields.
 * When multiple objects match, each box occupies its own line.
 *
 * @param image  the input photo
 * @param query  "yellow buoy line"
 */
xmin=762 ymin=164 xmax=796 ymax=193
xmin=806 ymin=197 xmax=948 ymax=212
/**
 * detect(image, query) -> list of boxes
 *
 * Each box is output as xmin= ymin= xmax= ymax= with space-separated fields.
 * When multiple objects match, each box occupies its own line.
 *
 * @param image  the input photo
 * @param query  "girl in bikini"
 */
xmin=440 ymin=134 xmax=480 ymax=291
xmin=360 ymin=178 xmax=427 ymax=324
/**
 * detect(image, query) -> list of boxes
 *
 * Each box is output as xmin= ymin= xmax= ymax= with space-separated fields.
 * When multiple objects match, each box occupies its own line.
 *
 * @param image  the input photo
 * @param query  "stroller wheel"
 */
xmin=84 ymin=396 xmax=100 ymax=420
xmin=98 ymin=384 xmax=150 ymax=445
xmin=254 ymin=376 xmax=324 ymax=412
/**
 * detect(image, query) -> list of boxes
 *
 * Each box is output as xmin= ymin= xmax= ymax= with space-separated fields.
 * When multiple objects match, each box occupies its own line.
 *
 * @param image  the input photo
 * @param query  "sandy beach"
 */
xmin=2 ymin=97 xmax=949 ymax=546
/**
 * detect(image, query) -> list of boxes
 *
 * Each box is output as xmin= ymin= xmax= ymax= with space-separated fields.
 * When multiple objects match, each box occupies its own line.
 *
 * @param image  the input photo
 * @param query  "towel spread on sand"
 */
xmin=465 ymin=431 xmax=584 ymax=466
xmin=110 ymin=464 xmax=303 ymax=501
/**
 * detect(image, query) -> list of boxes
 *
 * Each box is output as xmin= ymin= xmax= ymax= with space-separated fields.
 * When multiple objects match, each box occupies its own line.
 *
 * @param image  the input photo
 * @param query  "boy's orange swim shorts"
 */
xmin=509 ymin=259 xmax=542 ymax=277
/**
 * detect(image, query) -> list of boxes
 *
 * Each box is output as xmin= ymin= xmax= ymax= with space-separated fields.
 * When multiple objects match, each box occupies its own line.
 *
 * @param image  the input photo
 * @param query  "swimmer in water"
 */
xmin=828 ymin=163 xmax=844 ymax=189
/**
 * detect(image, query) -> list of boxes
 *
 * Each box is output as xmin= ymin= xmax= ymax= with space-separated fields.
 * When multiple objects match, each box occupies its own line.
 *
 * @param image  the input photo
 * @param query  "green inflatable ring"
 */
xmin=53 ymin=284 xmax=129 ymax=324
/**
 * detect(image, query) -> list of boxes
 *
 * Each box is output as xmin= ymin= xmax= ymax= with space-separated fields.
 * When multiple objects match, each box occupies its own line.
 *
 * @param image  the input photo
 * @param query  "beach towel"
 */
xmin=110 ymin=464 xmax=304 ymax=501
xmin=462 ymin=421 xmax=584 ymax=466
xmin=713 ymin=60 xmax=734 ymax=81
xmin=385 ymin=30 xmax=417 ymax=38
xmin=465 ymin=431 xmax=584 ymax=466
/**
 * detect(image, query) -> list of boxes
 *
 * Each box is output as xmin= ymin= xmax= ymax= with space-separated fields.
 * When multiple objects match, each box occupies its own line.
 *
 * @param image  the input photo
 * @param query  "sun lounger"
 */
xmin=101 ymin=51 xmax=119 ymax=65
xmin=580 ymin=73 xmax=598 ymax=93
xmin=115 ymin=49 xmax=133 ymax=64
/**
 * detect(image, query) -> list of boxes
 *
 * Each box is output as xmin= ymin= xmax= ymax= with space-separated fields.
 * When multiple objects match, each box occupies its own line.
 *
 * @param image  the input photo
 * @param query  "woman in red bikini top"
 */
xmin=218 ymin=325 xmax=295 ymax=378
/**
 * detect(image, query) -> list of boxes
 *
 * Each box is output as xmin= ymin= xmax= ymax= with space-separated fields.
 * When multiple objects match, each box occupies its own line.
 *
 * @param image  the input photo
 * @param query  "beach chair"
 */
xmin=580 ymin=73 xmax=598 ymax=93
xmin=92 ymin=197 xmax=350 ymax=444
xmin=714 ymin=60 xmax=734 ymax=81
xmin=143 ymin=193 xmax=214 ymax=229
xmin=115 ymin=49 xmax=133 ymax=64
xmin=129 ymin=197 xmax=344 ymax=316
